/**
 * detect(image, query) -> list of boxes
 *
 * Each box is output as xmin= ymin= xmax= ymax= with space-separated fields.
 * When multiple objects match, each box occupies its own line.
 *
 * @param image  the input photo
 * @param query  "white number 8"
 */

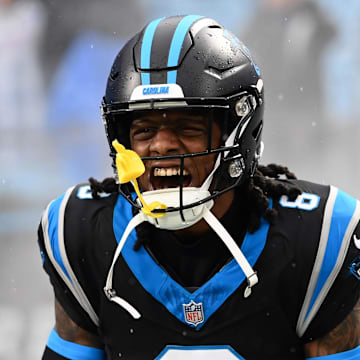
xmin=279 ymin=193 xmax=320 ymax=211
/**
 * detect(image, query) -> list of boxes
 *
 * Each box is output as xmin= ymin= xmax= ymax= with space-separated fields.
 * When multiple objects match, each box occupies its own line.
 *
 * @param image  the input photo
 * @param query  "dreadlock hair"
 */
xmin=89 ymin=163 xmax=301 ymax=249
xmin=244 ymin=163 xmax=301 ymax=233
xmin=88 ymin=176 xmax=118 ymax=199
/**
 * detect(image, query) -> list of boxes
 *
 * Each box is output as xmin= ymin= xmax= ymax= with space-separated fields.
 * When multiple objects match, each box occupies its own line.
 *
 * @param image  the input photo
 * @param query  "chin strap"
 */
xmin=103 ymin=213 xmax=144 ymax=319
xmin=104 ymin=207 xmax=258 ymax=319
xmin=202 ymin=208 xmax=258 ymax=298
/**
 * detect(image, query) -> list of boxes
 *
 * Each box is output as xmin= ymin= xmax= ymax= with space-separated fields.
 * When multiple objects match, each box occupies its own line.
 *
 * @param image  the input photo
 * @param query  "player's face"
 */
xmin=129 ymin=110 xmax=221 ymax=192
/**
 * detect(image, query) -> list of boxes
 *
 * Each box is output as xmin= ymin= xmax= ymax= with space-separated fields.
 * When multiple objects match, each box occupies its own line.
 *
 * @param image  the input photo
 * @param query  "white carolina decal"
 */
xmin=130 ymin=83 xmax=185 ymax=101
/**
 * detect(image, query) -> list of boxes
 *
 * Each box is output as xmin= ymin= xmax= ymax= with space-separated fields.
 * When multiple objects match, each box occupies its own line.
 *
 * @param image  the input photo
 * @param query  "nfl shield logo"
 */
xmin=183 ymin=300 xmax=204 ymax=326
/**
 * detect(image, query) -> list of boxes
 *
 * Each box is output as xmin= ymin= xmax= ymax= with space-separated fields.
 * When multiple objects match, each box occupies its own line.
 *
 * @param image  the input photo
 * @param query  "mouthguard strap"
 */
xmin=112 ymin=139 xmax=167 ymax=218
xmin=132 ymin=180 xmax=167 ymax=218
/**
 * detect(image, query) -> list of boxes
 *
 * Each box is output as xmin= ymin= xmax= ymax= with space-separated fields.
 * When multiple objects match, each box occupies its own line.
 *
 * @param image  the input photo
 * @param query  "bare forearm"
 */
xmin=54 ymin=299 xmax=103 ymax=348
xmin=304 ymin=299 xmax=360 ymax=357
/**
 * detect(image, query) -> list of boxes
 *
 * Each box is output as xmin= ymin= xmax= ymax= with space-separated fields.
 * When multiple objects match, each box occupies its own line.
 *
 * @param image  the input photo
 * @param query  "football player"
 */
xmin=38 ymin=15 xmax=360 ymax=359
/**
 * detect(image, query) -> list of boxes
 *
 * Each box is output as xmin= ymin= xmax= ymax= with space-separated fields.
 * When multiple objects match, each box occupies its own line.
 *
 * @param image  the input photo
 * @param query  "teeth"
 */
xmin=153 ymin=167 xmax=189 ymax=177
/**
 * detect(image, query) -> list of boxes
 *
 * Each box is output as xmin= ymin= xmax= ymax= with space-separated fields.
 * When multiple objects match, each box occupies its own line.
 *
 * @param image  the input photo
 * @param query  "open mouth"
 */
xmin=150 ymin=167 xmax=192 ymax=190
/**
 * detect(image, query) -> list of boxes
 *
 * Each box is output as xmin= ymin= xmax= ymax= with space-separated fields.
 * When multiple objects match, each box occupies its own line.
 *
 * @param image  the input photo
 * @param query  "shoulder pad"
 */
xmin=40 ymin=184 xmax=118 ymax=327
xmin=296 ymin=186 xmax=360 ymax=337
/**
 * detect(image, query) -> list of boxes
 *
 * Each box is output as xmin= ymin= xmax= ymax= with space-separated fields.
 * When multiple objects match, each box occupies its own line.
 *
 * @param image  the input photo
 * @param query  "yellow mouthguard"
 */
xmin=112 ymin=140 xmax=166 ymax=218
xmin=112 ymin=140 xmax=145 ymax=183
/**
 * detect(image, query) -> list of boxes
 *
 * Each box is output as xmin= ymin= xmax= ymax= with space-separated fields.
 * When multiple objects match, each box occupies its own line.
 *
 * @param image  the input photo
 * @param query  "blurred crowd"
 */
xmin=1 ymin=0 xmax=360 ymax=191
xmin=1 ymin=0 xmax=359 ymax=195
xmin=1 ymin=0 xmax=360 ymax=359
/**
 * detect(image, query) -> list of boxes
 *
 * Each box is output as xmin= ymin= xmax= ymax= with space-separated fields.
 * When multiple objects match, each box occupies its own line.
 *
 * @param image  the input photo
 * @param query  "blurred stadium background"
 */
xmin=1 ymin=0 xmax=360 ymax=358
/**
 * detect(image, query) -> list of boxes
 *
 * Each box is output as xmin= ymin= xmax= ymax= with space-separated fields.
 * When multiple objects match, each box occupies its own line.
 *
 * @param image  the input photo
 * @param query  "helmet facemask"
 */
xmin=101 ymin=86 xmax=263 ymax=230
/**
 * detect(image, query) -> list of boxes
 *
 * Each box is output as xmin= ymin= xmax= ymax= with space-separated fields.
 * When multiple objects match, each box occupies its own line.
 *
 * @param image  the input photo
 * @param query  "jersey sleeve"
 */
xmin=37 ymin=186 xmax=99 ymax=334
xmin=297 ymin=186 xmax=360 ymax=341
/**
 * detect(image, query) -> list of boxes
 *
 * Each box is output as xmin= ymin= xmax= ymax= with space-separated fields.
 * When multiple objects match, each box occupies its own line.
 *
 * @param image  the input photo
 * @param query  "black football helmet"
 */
xmin=101 ymin=15 xmax=264 ymax=228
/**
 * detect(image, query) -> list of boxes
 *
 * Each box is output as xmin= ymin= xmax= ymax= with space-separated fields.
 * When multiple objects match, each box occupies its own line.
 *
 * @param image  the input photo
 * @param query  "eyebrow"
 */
xmin=130 ymin=118 xmax=156 ymax=128
xmin=132 ymin=114 xmax=207 ymax=125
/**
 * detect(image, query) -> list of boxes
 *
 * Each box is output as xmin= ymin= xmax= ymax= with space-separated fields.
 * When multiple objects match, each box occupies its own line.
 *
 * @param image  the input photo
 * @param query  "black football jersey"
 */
xmin=38 ymin=180 xmax=360 ymax=359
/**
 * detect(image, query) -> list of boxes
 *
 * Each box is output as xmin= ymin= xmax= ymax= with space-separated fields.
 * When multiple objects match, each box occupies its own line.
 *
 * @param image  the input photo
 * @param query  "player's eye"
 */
xmin=177 ymin=124 xmax=206 ymax=137
xmin=131 ymin=127 xmax=156 ymax=141
xmin=175 ymin=117 xmax=208 ymax=138
xmin=181 ymin=128 xmax=204 ymax=137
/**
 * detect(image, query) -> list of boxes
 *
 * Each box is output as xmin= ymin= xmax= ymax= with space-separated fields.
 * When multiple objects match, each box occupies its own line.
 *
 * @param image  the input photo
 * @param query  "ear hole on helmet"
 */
xmin=252 ymin=121 xmax=263 ymax=141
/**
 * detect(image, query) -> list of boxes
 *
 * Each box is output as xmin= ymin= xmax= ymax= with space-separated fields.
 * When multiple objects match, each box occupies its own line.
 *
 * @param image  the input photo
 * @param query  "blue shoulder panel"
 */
xmin=305 ymin=189 xmax=357 ymax=320
xmin=46 ymin=193 xmax=71 ymax=281
xmin=43 ymin=186 xmax=101 ymax=327
xmin=297 ymin=186 xmax=360 ymax=337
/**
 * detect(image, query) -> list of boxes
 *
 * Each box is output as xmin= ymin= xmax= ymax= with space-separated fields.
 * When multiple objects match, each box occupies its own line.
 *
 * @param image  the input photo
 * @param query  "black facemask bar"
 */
xmin=102 ymin=89 xmax=260 ymax=217
xmin=103 ymin=90 xmax=259 ymax=155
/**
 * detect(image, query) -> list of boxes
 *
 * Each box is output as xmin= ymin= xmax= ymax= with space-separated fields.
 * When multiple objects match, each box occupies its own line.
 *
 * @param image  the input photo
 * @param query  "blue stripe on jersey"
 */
xmin=113 ymin=195 xmax=271 ymax=329
xmin=305 ymin=345 xmax=360 ymax=359
xmin=47 ymin=193 xmax=71 ymax=281
xmin=167 ymin=15 xmax=204 ymax=83
xmin=140 ymin=17 xmax=164 ymax=85
xmin=305 ymin=189 xmax=357 ymax=322
xmin=47 ymin=328 xmax=105 ymax=360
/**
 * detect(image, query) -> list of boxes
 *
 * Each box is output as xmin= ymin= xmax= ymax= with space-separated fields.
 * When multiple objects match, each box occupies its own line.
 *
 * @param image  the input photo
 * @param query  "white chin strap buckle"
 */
xmin=138 ymin=187 xmax=214 ymax=230
xmin=244 ymin=272 xmax=258 ymax=298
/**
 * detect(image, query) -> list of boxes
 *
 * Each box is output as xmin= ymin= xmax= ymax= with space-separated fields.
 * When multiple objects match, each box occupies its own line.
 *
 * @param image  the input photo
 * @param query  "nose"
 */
xmin=149 ymin=126 xmax=181 ymax=156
